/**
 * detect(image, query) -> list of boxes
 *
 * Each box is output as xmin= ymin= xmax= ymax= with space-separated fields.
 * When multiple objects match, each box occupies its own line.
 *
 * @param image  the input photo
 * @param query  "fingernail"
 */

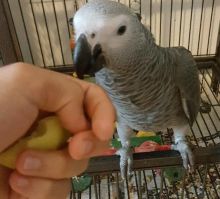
xmin=16 ymin=176 xmax=29 ymax=188
xmin=23 ymin=156 xmax=42 ymax=170
xmin=81 ymin=140 xmax=94 ymax=155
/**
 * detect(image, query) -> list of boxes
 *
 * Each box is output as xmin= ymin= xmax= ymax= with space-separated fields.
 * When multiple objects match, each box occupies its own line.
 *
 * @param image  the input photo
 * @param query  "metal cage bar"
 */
xmin=40 ymin=0 xmax=56 ymax=66
xmin=1 ymin=0 xmax=220 ymax=67
xmin=0 ymin=0 xmax=21 ymax=64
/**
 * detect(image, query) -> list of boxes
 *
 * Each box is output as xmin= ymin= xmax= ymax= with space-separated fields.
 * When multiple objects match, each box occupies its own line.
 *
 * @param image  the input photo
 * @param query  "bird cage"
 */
xmin=0 ymin=0 xmax=220 ymax=198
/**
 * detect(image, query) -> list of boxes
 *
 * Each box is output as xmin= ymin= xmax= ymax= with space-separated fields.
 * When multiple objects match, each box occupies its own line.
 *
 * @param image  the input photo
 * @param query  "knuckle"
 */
xmin=4 ymin=62 xmax=35 ymax=88
xmin=4 ymin=62 xmax=25 ymax=81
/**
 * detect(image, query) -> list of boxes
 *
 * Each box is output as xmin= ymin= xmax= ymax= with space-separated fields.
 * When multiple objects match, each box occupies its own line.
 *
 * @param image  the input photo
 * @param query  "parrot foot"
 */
xmin=116 ymin=144 xmax=133 ymax=180
xmin=171 ymin=139 xmax=195 ymax=171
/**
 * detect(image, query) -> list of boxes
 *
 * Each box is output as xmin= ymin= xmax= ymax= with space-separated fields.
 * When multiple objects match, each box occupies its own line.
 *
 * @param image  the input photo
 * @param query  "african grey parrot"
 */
xmin=72 ymin=0 xmax=200 ymax=179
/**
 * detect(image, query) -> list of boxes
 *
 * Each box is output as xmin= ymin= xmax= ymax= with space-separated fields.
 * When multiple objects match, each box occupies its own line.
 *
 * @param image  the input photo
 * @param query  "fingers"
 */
xmin=9 ymin=172 xmax=71 ymax=199
xmin=22 ymin=63 xmax=116 ymax=140
xmin=0 ymin=63 xmax=92 ymax=152
xmin=0 ymin=165 xmax=11 ymax=199
xmin=15 ymin=149 xmax=88 ymax=179
xmin=3 ymin=62 xmax=90 ymax=134
xmin=28 ymin=66 xmax=90 ymax=133
xmin=74 ymin=79 xmax=116 ymax=141
xmin=11 ymin=63 xmax=116 ymax=138
xmin=0 ymin=62 xmax=115 ymax=153
xmin=68 ymin=130 xmax=110 ymax=160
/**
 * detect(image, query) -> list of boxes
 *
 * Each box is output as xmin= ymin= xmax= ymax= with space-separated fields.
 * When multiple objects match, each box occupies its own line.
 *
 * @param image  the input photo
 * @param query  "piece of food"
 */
xmin=0 ymin=116 xmax=71 ymax=169
xmin=135 ymin=141 xmax=171 ymax=153
xmin=136 ymin=131 xmax=156 ymax=137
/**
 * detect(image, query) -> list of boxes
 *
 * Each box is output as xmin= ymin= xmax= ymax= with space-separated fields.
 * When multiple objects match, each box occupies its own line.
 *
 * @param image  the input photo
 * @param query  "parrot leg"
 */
xmin=171 ymin=125 xmax=194 ymax=170
xmin=116 ymin=122 xmax=134 ymax=180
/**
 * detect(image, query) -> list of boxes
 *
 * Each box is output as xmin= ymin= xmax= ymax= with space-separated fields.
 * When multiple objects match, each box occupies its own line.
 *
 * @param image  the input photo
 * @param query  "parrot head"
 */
xmin=72 ymin=0 xmax=154 ymax=79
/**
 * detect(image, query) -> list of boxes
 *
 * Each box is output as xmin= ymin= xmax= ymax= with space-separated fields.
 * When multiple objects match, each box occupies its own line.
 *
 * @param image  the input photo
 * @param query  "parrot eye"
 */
xmin=91 ymin=33 xmax=96 ymax=39
xmin=117 ymin=25 xmax=126 ymax=35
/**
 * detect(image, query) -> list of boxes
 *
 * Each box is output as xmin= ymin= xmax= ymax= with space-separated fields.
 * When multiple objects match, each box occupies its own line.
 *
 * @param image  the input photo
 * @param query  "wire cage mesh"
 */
xmin=1 ymin=0 xmax=220 ymax=67
xmin=1 ymin=0 xmax=220 ymax=199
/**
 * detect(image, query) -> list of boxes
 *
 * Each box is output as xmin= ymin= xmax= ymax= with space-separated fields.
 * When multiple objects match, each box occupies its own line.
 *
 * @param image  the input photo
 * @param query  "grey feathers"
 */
xmin=174 ymin=47 xmax=200 ymax=126
xmin=73 ymin=0 xmax=200 ymax=176
xmin=74 ymin=0 xmax=200 ymax=131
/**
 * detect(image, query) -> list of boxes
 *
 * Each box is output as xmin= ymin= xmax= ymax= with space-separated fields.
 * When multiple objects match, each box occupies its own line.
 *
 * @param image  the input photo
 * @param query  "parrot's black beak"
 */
xmin=73 ymin=34 xmax=105 ymax=79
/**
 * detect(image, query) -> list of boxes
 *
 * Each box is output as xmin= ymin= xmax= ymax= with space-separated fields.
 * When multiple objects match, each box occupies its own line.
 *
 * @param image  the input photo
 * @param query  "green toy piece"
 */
xmin=71 ymin=175 xmax=93 ymax=192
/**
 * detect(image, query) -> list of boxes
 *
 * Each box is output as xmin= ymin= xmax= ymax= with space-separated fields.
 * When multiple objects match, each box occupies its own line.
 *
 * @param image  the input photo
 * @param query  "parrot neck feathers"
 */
xmin=111 ymin=45 xmax=170 ymax=74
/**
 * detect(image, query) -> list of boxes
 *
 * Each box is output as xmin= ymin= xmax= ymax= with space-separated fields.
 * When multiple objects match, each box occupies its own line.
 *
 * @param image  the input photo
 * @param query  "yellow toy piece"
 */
xmin=136 ymin=131 xmax=156 ymax=137
xmin=72 ymin=72 xmax=95 ymax=83
xmin=73 ymin=72 xmax=78 ymax=78
xmin=0 ymin=116 xmax=71 ymax=169
xmin=72 ymin=72 xmax=91 ymax=79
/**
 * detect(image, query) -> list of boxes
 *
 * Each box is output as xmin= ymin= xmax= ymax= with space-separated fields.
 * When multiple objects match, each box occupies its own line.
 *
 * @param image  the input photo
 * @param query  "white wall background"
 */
xmin=8 ymin=0 xmax=220 ymax=67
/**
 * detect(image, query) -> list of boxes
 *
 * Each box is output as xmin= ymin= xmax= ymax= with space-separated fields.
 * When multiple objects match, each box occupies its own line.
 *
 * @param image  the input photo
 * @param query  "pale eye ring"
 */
xmin=91 ymin=33 xmax=96 ymax=39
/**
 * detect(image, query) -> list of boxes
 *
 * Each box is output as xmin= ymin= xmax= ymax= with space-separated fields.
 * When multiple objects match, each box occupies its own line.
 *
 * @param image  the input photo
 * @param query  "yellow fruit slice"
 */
xmin=0 ymin=116 xmax=71 ymax=169
xmin=136 ymin=131 xmax=156 ymax=137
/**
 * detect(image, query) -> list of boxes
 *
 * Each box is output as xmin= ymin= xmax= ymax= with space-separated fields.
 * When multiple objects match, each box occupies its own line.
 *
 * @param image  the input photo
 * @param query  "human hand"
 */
xmin=8 ymin=149 xmax=88 ymax=199
xmin=0 ymin=62 xmax=115 ymax=198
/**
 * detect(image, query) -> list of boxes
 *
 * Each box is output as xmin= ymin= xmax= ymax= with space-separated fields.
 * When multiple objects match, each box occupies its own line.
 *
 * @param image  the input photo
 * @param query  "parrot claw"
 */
xmin=116 ymin=146 xmax=133 ymax=180
xmin=171 ymin=139 xmax=195 ymax=171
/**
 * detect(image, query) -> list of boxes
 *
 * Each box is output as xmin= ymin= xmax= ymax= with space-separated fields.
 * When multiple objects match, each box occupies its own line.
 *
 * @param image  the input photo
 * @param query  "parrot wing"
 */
xmin=175 ymin=47 xmax=200 ymax=126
